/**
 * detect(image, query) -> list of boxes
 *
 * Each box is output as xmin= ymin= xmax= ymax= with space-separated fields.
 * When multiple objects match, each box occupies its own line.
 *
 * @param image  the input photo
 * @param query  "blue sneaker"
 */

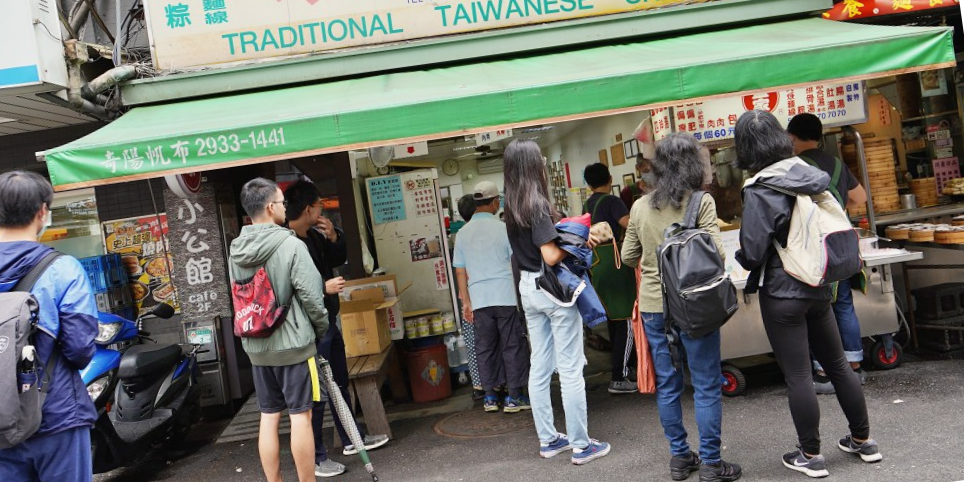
xmin=483 ymin=395 xmax=499 ymax=412
xmin=539 ymin=433 xmax=572 ymax=459
xmin=571 ymin=439 xmax=611 ymax=465
xmin=503 ymin=395 xmax=531 ymax=413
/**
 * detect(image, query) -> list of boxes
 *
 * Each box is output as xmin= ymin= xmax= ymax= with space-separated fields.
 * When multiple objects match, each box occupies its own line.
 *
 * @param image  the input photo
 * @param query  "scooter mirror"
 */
xmin=152 ymin=303 xmax=175 ymax=319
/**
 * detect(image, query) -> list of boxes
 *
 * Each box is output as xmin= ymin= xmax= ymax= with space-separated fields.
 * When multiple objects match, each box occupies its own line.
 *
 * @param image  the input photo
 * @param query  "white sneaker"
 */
xmin=343 ymin=434 xmax=390 ymax=456
xmin=315 ymin=460 xmax=346 ymax=478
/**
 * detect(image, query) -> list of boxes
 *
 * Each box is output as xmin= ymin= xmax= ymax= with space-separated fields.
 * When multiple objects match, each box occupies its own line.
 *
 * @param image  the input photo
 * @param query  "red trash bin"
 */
xmin=403 ymin=344 xmax=452 ymax=403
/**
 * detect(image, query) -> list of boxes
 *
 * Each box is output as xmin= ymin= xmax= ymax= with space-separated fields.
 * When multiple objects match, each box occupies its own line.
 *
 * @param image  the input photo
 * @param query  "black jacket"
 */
xmin=299 ymin=228 xmax=348 ymax=317
xmin=735 ymin=161 xmax=832 ymax=301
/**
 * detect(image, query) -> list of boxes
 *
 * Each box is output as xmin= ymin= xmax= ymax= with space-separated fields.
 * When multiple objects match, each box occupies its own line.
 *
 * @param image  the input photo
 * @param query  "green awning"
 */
xmin=44 ymin=18 xmax=954 ymax=190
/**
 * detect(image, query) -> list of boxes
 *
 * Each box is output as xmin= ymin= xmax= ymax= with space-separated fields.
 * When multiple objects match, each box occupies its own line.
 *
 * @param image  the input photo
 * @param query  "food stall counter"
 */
xmin=874 ymin=204 xmax=964 ymax=227
xmin=721 ymin=229 xmax=920 ymax=363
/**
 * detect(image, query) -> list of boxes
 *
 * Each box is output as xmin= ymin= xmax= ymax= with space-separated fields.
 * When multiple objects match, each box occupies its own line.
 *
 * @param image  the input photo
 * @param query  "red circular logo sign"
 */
xmin=742 ymin=92 xmax=780 ymax=113
xmin=181 ymin=172 xmax=202 ymax=193
xmin=165 ymin=172 xmax=203 ymax=199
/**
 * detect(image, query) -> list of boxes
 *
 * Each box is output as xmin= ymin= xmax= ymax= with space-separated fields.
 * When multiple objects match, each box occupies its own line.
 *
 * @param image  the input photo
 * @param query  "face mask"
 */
xmin=639 ymin=172 xmax=656 ymax=186
xmin=37 ymin=209 xmax=52 ymax=239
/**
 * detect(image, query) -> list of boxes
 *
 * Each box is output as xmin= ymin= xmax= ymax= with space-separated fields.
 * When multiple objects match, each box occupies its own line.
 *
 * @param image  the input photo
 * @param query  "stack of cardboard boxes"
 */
xmin=341 ymin=275 xmax=410 ymax=358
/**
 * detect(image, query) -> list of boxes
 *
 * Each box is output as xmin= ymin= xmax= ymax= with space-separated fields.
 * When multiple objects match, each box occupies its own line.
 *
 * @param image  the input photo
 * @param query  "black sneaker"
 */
xmin=670 ymin=451 xmax=701 ymax=481
xmin=782 ymin=450 xmax=829 ymax=478
xmin=837 ymin=435 xmax=882 ymax=463
xmin=699 ymin=460 xmax=743 ymax=482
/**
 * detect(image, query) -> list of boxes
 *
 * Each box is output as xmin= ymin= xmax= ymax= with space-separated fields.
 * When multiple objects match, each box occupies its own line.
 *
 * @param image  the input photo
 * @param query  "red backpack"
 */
xmin=231 ymin=266 xmax=290 ymax=338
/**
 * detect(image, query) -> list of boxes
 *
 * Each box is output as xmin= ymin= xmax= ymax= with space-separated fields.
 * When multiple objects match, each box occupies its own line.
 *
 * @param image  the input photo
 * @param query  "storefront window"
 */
xmin=41 ymin=189 xmax=104 ymax=258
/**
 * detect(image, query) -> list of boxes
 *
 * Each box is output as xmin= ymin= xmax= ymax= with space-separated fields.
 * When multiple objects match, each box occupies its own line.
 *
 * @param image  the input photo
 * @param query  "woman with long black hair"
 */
xmin=503 ymin=139 xmax=611 ymax=465
xmin=734 ymin=110 xmax=880 ymax=478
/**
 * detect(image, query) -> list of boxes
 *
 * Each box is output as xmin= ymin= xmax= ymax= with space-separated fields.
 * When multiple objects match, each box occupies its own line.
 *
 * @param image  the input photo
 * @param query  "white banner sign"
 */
xmin=650 ymin=107 xmax=673 ymax=142
xmin=475 ymin=128 xmax=513 ymax=146
xmin=393 ymin=141 xmax=429 ymax=159
xmin=673 ymin=81 xmax=868 ymax=143
xmin=144 ymin=0 xmax=724 ymax=70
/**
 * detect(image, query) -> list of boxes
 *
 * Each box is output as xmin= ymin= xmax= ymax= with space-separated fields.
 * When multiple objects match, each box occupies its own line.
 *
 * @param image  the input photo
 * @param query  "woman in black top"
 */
xmin=503 ymin=139 xmax=611 ymax=465
xmin=734 ymin=110 xmax=880 ymax=479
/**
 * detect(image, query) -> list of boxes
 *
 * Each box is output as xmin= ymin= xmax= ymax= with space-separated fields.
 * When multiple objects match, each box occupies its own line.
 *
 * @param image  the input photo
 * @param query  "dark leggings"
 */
xmin=760 ymin=294 xmax=870 ymax=455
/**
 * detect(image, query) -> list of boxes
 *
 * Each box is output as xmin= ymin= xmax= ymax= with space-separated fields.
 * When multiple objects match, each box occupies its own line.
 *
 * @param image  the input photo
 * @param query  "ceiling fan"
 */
xmin=364 ymin=145 xmax=436 ymax=174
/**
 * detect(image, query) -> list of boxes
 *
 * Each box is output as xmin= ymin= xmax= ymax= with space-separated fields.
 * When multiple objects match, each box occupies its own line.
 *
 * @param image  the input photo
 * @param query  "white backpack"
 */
xmin=745 ymin=158 xmax=862 ymax=287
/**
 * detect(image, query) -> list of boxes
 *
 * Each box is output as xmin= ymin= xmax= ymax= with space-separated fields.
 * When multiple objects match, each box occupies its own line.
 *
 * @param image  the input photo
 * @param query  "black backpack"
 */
xmin=658 ymin=192 xmax=738 ymax=338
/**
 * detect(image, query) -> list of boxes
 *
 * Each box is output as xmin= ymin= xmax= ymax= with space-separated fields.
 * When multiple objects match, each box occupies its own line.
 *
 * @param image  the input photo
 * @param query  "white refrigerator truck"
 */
xmin=365 ymin=169 xmax=459 ymax=326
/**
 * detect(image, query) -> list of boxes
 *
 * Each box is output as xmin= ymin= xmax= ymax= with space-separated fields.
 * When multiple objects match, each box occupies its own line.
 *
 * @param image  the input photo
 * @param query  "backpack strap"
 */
xmin=13 ymin=251 xmax=62 ymax=293
xmin=682 ymin=191 xmax=706 ymax=230
xmin=661 ymin=191 xmax=706 ymax=240
xmin=798 ymin=154 xmax=845 ymax=208
xmin=587 ymin=194 xmax=614 ymax=219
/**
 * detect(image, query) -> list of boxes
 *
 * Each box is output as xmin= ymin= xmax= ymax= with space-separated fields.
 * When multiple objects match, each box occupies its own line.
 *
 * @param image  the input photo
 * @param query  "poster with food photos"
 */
xmin=103 ymin=214 xmax=180 ymax=315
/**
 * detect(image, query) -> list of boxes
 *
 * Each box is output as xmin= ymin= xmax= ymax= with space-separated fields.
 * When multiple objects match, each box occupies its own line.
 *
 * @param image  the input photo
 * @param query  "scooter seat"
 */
xmin=119 ymin=344 xmax=182 ymax=379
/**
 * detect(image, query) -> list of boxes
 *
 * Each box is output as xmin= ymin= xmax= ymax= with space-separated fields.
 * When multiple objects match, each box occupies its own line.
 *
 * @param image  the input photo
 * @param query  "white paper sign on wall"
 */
xmin=393 ymin=141 xmax=429 ymax=159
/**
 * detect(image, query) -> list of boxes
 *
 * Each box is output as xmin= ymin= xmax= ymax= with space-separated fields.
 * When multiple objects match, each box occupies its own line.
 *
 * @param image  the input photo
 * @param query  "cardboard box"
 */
xmin=343 ymin=275 xmax=411 ymax=341
xmin=340 ymin=288 xmax=396 ymax=358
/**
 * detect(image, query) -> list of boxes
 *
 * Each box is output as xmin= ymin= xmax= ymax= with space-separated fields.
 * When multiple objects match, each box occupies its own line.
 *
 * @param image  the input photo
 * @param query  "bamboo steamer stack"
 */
xmin=910 ymin=177 xmax=939 ymax=207
xmin=840 ymin=144 xmax=866 ymax=217
xmin=861 ymin=139 xmax=901 ymax=213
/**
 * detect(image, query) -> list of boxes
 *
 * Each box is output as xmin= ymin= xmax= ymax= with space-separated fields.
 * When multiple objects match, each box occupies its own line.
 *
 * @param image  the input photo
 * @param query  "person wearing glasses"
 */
xmin=228 ymin=178 xmax=330 ymax=482
xmin=284 ymin=178 xmax=389 ymax=478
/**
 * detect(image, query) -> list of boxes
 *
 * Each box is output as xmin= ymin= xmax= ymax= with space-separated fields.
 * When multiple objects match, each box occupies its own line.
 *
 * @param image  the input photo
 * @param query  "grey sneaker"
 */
xmin=608 ymin=379 xmax=637 ymax=394
xmin=813 ymin=373 xmax=835 ymax=395
xmin=343 ymin=434 xmax=390 ymax=456
xmin=315 ymin=460 xmax=346 ymax=478
xmin=782 ymin=450 xmax=828 ymax=478
xmin=838 ymin=435 xmax=882 ymax=463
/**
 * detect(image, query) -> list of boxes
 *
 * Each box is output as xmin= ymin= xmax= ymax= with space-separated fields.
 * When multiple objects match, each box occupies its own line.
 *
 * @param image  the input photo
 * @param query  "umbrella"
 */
xmin=317 ymin=358 xmax=379 ymax=481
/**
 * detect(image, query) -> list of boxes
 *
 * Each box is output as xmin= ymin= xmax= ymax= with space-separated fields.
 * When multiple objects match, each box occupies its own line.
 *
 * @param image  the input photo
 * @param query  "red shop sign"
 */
xmin=823 ymin=0 xmax=960 ymax=21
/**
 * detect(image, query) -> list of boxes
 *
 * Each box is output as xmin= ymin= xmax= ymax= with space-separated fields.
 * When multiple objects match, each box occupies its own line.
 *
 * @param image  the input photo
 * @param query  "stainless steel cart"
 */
xmin=717 ymin=248 xmax=922 ymax=396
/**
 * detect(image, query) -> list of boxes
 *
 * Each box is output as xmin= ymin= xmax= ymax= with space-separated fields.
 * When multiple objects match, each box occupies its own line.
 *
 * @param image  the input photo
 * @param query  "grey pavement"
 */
xmin=97 ymin=358 xmax=964 ymax=482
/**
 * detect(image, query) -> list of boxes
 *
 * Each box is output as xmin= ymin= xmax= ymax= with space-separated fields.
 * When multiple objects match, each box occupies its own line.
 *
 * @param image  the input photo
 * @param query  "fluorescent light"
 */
xmin=0 ymin=117 xmax=16 ymax=124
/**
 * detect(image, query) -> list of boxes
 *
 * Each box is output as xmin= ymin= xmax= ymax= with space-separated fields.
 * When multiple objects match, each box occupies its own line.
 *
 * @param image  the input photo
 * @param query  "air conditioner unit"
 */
xmin=477 ymin=157 xmax=504 ymax=175
xmin=1 ymin=0 xmax=68 ymax=95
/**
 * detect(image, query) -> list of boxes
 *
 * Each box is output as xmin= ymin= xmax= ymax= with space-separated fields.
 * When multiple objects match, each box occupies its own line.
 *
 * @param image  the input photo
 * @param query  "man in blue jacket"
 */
xmin=0 ymin=170 xmax=99 ymax=482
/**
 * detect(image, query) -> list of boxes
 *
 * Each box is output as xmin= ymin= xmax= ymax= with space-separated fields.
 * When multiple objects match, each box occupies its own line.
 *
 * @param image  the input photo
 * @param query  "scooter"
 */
xmin=80 ymin=303 xmax=204 ymax=474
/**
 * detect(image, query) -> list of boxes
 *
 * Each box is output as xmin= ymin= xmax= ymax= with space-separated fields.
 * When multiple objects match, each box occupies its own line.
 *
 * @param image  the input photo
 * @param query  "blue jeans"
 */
xmin=0 ymin=427 xmax=92 ymax=482
xmin=519 ymin=271 xmax=590 ymax=449
xmin=814 ymin=278 xmax=864 ymax=372
xmin=642 ymin=312 xmax=723 ymax=464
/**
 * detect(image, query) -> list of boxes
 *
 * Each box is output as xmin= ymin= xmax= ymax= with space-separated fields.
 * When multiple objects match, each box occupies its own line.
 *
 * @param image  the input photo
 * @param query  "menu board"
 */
xmin=368 ymin=175 xmax=406 ymax=224
xmin=103 ymin=214 xmax=180 ymax=314
xmin=673 ymin=81 xmax=868 ymax=143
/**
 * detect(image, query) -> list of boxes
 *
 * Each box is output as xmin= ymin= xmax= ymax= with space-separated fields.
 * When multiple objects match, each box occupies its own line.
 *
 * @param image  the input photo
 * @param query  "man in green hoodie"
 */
xmin=229 ymin=178 xmax=330 ymax=482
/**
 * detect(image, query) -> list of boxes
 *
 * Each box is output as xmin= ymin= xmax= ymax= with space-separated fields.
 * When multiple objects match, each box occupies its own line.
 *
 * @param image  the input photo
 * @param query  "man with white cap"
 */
xmin=453 ymin=181 xmax=531 ymax=413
